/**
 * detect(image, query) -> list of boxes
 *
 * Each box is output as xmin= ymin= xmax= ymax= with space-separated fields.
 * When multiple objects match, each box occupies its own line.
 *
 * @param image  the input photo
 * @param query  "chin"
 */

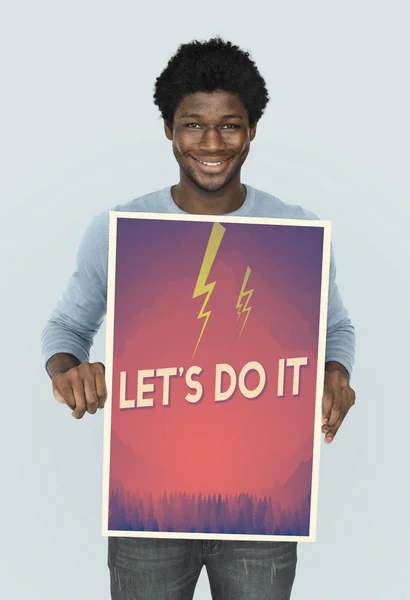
xmin=189 ymin=172 xmax=236 ymax=194
xmin=195 ymin=180 xmax=229 ymax=193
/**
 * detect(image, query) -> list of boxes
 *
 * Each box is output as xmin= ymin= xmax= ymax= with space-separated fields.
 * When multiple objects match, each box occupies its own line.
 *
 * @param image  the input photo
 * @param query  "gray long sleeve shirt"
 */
xmin=41 ymin=184 xmax=356 ymax=376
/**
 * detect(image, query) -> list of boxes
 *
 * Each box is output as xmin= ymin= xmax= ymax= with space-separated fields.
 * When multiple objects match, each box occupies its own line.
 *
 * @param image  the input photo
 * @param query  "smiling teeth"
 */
xmin=199 ymin=160 xmax=224 ymax=165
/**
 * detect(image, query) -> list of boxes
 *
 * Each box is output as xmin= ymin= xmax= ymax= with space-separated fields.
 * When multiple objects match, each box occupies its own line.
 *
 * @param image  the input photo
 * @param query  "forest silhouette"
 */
xmin=109 ymin=485 xmax=311 ymax=536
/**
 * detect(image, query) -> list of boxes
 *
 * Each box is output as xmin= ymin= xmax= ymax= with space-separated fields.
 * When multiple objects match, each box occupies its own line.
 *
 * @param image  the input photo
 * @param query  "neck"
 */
xmin=171 ymin=174 xmax=246 ymax=215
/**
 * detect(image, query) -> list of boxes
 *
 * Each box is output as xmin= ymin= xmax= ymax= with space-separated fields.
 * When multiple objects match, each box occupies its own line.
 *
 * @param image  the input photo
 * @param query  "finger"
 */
xmin=84 ymin=376 xmax=99 ymax=415
xmin=325 ymin=414 xmax=344 ymax=443
xmin=71 ymin=376 xmax=87 ymax=419
xmin=322 ymin=388 xmax=333 ymax=425
xmin=94 ymin=366 xmax=107 ymax=409
xmin=327 ymin=404 xmax=342 ymax=429
xmin=53 ymin=378 xmax=76 ymax=410
xmin=325 ymin=391 xmax=354 ymax=437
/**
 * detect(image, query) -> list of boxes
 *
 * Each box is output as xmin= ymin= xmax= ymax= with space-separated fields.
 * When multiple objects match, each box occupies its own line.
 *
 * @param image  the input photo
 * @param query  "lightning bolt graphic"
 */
xmin=236 ymin=266 xmax=254 ymax=337
xmin=192 ymin=222 xmax=226 ymax=355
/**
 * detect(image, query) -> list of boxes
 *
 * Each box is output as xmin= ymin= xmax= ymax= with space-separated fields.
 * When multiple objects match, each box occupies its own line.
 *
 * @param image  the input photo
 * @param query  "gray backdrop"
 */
xmin=1 ymin=1 xmax=408 ymax=598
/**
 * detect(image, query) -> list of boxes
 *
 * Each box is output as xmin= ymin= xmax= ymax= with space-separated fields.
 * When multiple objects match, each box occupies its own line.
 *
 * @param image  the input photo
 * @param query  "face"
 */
xmin=165 ymin=91 xmax=256 ymax=193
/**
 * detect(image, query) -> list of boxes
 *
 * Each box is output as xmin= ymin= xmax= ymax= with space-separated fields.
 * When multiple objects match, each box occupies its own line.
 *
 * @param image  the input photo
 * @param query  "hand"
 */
xmin=52 ymin=362 xmax=107 ymax=419
xmin=322 ymin=362 xmax=355 ymax=443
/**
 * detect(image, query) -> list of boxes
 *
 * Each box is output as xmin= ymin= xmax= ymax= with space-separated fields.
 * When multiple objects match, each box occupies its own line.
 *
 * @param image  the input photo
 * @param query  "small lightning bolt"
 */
xmin=236 ymin=266 xmax=254 ymax=337
xmin=192 ymin=222 xmax=226 ymax=355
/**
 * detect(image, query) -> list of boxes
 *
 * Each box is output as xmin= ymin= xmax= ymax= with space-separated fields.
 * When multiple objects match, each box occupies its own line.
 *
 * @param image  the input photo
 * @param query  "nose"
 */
xmin=198 ymin=127 xmax=226 ymax=153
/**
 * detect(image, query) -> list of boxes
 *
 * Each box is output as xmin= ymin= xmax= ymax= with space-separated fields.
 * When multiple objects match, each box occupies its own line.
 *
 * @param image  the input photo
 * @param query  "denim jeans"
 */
xmin=108 ymin=537 xmax=297 ymax=599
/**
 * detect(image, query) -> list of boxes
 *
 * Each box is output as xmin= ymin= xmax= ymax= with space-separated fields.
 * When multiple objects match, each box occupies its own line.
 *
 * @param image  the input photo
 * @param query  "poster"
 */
xmin=102 ymin=212 xmax=331 ymax=542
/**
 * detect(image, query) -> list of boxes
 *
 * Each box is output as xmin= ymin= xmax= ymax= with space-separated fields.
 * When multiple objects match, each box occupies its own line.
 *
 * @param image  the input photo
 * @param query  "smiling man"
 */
xmin=42 ymin=38 xmax=356 ymax=600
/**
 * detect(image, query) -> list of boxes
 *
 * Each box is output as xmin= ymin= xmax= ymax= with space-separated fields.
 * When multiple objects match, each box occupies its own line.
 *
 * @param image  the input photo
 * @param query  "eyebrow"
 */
xmin=179 ymin=112 xmax=244 ymax=120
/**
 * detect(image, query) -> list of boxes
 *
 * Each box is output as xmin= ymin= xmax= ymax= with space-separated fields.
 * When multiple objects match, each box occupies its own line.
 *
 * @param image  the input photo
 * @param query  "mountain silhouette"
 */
xmin=265 ymin=457 xmax=312 ymax=509
xmin=282 ymin=458 xmax=312 ymax=503
xmin=282 ymin=438 xmax=313 ymax=483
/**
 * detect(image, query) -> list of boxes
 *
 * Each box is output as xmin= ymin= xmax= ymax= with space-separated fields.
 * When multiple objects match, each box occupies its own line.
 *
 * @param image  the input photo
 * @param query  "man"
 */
xmin=42 ymin=37 xmax=356 ymax=600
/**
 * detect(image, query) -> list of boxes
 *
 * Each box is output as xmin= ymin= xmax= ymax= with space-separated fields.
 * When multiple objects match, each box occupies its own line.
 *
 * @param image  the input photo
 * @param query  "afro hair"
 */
xmin=153 ymin=37 xmax=270 ymax=127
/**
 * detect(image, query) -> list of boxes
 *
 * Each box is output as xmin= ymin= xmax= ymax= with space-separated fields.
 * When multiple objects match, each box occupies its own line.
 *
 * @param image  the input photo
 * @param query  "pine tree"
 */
xmin=265 ymin=496 xmax=274 ymax=534
xmin=237 ymin=508 xmax=246 ymax=534
xmin=254 ymin=499 xmax=266 ymax=534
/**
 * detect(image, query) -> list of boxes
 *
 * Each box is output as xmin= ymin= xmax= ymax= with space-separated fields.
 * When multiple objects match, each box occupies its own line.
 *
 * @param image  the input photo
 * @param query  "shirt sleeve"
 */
xmin=296 ymin=205 xmax=356 ymax=378
xmin=325 ymin=243 xmax=356 ymax=378
xmin=41 ymin=211 xmax=109 ymax=366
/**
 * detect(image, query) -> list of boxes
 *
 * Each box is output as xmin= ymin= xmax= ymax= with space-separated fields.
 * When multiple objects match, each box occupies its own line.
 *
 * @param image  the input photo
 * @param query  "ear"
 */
xmin=250 ymin=123 xmax=257 ymax=141
xmin=164 ymin=120 xmax=173 ymax=141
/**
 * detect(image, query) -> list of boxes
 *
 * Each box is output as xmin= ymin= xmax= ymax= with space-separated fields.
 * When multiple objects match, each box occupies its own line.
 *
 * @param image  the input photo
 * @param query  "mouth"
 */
xmin=189 ymin=155 xmax=234 ymax=173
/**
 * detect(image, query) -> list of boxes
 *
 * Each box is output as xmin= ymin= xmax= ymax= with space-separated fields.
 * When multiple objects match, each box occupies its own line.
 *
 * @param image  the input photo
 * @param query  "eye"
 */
xmin=222 ymin=124 xmax=239 ymax=129
xmin=186 ymin=123 xmax=202 ymax=129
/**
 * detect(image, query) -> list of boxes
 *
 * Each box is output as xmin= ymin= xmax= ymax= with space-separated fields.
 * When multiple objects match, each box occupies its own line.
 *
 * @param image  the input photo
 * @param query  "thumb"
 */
xmin=53 ymin=388 xmax=65 ymax=403
xmin=52 ymin=379 xmax=65 ymax=404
